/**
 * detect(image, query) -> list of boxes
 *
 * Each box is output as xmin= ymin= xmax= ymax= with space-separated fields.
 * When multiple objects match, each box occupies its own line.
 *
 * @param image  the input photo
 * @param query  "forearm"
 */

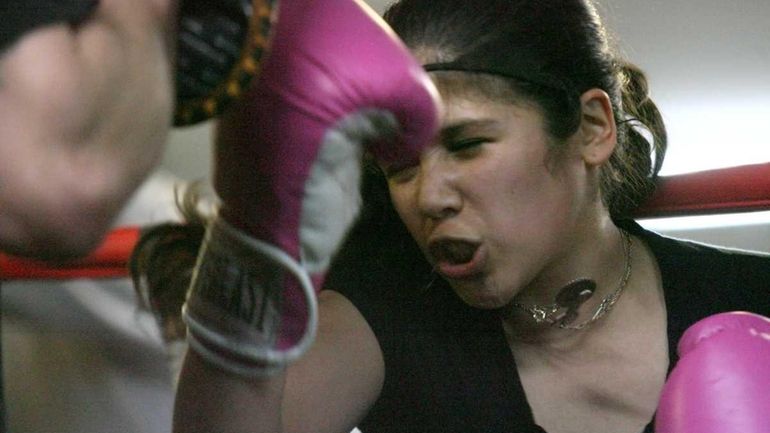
xmin=174 ymin=350 xmax=286 ymax=433
xmin=171 ymin=0 xmax=439 ymax=431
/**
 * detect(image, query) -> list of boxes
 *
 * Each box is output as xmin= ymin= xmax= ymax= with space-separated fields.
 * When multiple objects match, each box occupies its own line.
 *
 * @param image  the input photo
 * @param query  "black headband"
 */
xmin=423 ymin=60 xmax=575 ymax=97
xmin=422 ymin=59 xmax=582 ymax=122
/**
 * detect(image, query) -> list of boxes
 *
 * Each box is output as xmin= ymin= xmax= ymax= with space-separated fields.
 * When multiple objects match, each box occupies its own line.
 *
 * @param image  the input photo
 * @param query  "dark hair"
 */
xmin=130 ymin=184 xmax=209 ymax=343
xmin=328 ymin=0 xmax=669 ymax=296
xmin=383 ymin=0 xmax=667 ymax=218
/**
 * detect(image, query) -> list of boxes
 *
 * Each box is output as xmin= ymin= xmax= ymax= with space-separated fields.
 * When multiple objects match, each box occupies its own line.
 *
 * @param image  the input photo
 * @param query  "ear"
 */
xmin=577 ymin=88 xmax=617 ymax=167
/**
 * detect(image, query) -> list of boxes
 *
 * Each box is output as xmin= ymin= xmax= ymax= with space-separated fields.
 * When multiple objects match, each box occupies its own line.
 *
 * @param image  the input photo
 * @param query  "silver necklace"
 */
xmin=512 ymin=229 xmax=633 ymax=330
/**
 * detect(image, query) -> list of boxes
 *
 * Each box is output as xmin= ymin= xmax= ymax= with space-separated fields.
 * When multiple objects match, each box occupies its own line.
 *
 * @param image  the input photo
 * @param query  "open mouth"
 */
xmin=428 ymin=238 xmax=483 ymax=279
xmin=429 ymin=239 xmax=478 ymax=264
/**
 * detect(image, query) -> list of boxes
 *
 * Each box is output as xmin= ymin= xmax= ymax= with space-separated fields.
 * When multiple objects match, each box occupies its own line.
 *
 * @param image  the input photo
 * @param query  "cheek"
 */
xmin=388 ymin=185 xmax=422 ymax=241
xmin=475 ymin=152 xmax=577 ymax=240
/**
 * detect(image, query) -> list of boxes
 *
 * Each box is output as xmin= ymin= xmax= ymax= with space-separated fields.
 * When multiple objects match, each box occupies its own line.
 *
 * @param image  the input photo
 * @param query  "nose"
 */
xmin=415 ymin=154 xmax=461 ymax=220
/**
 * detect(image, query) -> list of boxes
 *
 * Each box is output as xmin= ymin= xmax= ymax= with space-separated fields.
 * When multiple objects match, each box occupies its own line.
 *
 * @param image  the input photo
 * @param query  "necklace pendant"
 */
xmin=551 ymin=279 xmax=596 ymax=327
xmin=555 ymin=279 xmax=596 ymax=307
xmin=512 ymin=227 xmax=633 ymax=330
xmin=555 ymin=308 xmax=579 ymax=327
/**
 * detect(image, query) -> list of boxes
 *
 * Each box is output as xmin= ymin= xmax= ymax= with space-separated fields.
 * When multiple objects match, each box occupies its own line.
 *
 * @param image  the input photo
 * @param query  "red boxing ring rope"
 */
xmin=636 ymin=162 xmax=770 ymax=218
xmin=2 ymin=162 xmax=770 ymax=280
xmin=0 ymin=226 xmax=141 ymax=280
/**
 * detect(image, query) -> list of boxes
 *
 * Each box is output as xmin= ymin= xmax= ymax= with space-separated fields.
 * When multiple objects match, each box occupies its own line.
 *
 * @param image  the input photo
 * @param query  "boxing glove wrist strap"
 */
xmin=182 ymin=216 xmax=318 ymax=377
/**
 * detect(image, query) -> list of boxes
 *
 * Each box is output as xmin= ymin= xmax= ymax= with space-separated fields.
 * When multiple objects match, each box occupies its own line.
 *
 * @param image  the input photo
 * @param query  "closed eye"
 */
xmin=383 ymin=162 xmax=419 ymax=183
xmin=445 ymin=137 xmax=489 ymax=155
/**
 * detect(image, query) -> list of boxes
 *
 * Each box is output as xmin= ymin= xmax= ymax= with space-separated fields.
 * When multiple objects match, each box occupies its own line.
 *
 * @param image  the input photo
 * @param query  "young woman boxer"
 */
xmin=132 ymin=1 xmax=770 ymax=432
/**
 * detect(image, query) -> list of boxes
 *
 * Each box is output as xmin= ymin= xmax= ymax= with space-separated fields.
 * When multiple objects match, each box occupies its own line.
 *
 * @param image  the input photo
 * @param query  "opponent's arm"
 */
xmin=0 ymin=0 xmax=176 ymax=259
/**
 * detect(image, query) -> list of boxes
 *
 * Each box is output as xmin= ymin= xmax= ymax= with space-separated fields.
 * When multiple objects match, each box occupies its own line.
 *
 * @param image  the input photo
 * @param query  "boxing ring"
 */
xmin=4 ymin=162 xmax=770 ymax=280
xmin=0 ymin=172 xmax=182 ymax=433
xmin=0 ymin=162 xmax=768 ymax=433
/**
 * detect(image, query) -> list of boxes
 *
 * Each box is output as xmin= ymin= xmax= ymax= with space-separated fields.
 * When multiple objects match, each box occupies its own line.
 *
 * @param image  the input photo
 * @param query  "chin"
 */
xmin=450 ymin=280 xmax=510 ymax=310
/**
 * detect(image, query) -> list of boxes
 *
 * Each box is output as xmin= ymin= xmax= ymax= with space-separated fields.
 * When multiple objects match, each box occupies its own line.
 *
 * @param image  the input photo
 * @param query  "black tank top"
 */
xmin=327 ymin=219 xmax=770 ymax=432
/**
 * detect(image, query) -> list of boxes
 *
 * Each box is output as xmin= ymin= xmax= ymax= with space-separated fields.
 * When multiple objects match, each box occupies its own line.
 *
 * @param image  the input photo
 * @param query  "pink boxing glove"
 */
xmin=183 ymin=0 xmax=440 ymax=376
xmin=655 ymin=312 xmax=770 ymax=433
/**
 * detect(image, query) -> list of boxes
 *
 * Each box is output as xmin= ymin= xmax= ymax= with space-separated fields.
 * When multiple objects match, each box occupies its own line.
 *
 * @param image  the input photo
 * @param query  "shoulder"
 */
xmin=620 ymin=218 xmax=770 ymax=318
xmin=620 ymin=218 xmax=770 ymax=267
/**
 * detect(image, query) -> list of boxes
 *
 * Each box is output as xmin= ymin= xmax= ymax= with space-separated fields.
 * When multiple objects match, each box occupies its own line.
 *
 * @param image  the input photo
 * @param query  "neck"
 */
xmin=500 ymin=215 xmax=631 ymax=344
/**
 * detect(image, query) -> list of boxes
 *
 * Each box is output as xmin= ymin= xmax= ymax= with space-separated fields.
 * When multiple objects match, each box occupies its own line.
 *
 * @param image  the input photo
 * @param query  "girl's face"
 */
xmin=384 ymin=87 xmax=598 ymax=309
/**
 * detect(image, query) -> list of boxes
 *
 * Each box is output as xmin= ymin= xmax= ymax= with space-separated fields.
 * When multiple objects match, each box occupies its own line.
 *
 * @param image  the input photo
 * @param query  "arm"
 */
xmin=173 ymin=0 xmax=440 ymax=431
xmin=0 ymin=0 xmax=176 ymax=259
xmin=174 ymin=290 xmax=385 ymax=433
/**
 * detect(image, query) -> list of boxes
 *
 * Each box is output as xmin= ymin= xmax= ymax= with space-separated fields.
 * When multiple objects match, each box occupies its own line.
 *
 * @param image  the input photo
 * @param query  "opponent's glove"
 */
xmin=183 ymin=0 xmax=440 ymax=376
xmin=655 ymin=311 xmax=770 ymax=433
xmin=173 ymin=0 xmax=276 ymax=126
